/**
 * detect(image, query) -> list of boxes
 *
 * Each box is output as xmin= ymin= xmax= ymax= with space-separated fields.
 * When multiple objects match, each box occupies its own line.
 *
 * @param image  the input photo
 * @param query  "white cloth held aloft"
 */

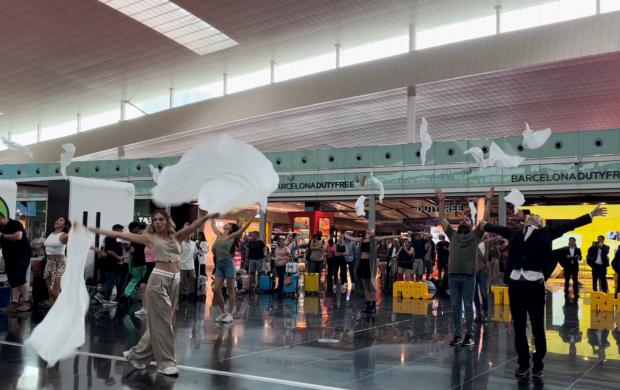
xmin=152 ymin=135 xmax=279 ymax=214
xmin=464 ymin=147 xmax=488 ymax=169
xmin=368 ymin=173 xmax=385 ymax=203
xmin=419 ymin=117 xmax=432 ymax=165
xmin=469 ymin=201 xmax=477 ymax=224
xmin=60 ymin=143 xmax=76 ymax=179
xmin=487 ymin=142 xmax=525 ymax=168
xmin=149 ymin=164 xmax=160 ymax=184
xmin=355 ymin=195 xmax=367 ymax=217
xmin=1 ymin=136 xmax=33 ymax=158
xmin=26 ymin=224 xmax=94 ymax=366
xmin=522 ymin=122 xmax=552 ymax=150
xmin=504 ymin=188 xmax=526 ymax=214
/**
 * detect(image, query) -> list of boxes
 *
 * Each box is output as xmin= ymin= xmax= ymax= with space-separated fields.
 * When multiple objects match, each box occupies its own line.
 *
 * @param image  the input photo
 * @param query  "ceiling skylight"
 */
xmin=98 ymin=0 xmax=237 ymax=55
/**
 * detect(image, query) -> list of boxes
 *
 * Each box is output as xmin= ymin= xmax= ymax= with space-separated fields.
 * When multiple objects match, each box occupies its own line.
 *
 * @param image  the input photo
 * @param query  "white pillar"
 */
xmin=368 ymin=195 xmax=376 ymax=231
xmin=120 ymin=100 xmax=126 ymax=121
xmin=36 ymin=124 xmax=41 ymax=142
xmin=406 ymin=86 xmax=417 ymax=143
xmin=76 ymin=113 xmax=81 ymax=133
xmin=169 ymin=87 xmax=174 ymax=109
xmin=498 ymin=191 xmax=507 ymax=225
xmin=409 ymin=23 xmax=416 ymax=51
xmin=259 ymin=209 xmax=267 ymax=241
xmin=335 ymin=43 xmax=342 ymax=68
xmin=495 ymin=5 xmax=502 ymax=34
xmin=596 ymin=0 xmax=601 ymax=14
xmin=223 ymin=72 xmax=228 ymax=95
xmin=270 ymin=60 xmax=276 ymax=83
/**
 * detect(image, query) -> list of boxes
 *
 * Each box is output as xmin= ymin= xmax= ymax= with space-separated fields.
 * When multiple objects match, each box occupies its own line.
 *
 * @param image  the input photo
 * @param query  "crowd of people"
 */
xmin=0 ymin=196 xmax=618 ymax=380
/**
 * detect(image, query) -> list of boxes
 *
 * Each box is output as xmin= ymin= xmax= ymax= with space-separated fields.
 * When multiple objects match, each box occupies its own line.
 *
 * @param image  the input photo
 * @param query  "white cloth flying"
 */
xmin=368 ymin=174 xmax=385 ymax=203
xmin=60 ymin=143 xmax=76 ymax=179
xmin=522 ymin=122 xmax=551 ymax=150
xmin=464 ymin=147 xmax=487 ymax=169
xmin=1 ymin=137 xmax=33 ymax=158
xmin=152 ymin=135 xmax=279 ymax=214
xmin=355 ymin=195 xmax=366 ymax=217
xmin=149 ymin=164 xmax=160 ymax=184
xmin=468 ymin=201 xmax=477 ymax=224
xmin=26 ymin=224 xmax=94 ymax=366
xmin=419 ymin=117 xmax=432 ymax=165
xmin=504 ymin=188 xmax=526 ymax=214
xmin=487 ymin=142 xmax=525 ymax=168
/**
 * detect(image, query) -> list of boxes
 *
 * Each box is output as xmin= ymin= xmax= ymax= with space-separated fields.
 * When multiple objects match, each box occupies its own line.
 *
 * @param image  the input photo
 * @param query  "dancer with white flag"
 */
xmin=26 ymin=223 xmax=93 ymax=366
xmin=90 ymin=210 xmax=216 ymax=377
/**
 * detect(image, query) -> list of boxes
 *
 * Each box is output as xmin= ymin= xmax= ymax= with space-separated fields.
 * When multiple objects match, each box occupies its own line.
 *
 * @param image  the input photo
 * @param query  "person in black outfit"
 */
xmin=483 ymin=204 xmax=606 ymax=380
xmin=0 ymin=212 xmax=32 ymax=312
xmin=95 ymin=224 xmax=125 ymax=305
xmin=587 ymin=236 xmax=610 ymax=293
xmin=556 ymin=237 xmax=582 ymax=298
xmin=436 ymin=234 xmax=450 ymax=283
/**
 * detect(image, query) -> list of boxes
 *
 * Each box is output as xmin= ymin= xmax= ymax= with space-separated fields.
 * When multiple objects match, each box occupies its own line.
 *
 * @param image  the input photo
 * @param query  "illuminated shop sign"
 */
xmin=511 ymin=170 xmax=620 ymax=183
xmin=278 ymin=181 xmax=356 ymax=190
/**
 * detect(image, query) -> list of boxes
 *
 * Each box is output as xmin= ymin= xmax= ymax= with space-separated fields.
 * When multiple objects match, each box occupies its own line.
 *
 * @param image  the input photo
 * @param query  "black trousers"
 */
xmin=592 ymin=265 xmax=608 ymax=293
xmin=508 ymin=280 xmax=546 ymax=371
xmin=326 ymin=257 xmax=338 ymax=290
xmin=563 ymin=266 xmax=579 ymax=296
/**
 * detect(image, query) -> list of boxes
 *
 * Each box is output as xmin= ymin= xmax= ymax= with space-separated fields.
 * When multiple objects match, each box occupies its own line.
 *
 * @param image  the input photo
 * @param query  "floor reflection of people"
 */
xmin=559 ymin=303 xmax=582 ymax=361
xmin=0 ymin=314 xmax=28 ymax=388
xmin=353 ymin=314 xmax=377 ymax=388
xmin=587 ymin=328 xmax=610 ymax=360
xmin=211 ymin=324 xmax=234 ymax=386
xmin=450 ymin=348 xmax=474 ymax=390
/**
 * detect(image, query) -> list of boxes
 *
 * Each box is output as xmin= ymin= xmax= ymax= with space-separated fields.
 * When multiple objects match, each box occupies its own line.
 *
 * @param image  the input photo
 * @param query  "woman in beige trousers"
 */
xmin=91 ymin=210 xmax=216 ymax=376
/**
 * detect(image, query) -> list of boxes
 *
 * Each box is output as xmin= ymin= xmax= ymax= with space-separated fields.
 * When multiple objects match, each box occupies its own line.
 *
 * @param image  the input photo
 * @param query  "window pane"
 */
xmin=12 ymin=130 xmax=38 ymax=145
xmin=501 ymin=0 xmax=596 ymax=33
xmin=341 ymin=34 xmax=408 ymax=67
xmin=275 ymin=52 xmax=335 ymax=82
xmin=81 ymin=110 xmax=120 ymax=132
xmin=601 ymin=0 xmax=620 ymax=13
xmin=40 ymin=120 xmax=77 ymax=141
xmin=227 ymin=68 xmax=271 ymax=94
xmin=175 ymin=81 xmax=223 ymax=107
xmin=416 ymin=15 xmax=495 ymax=50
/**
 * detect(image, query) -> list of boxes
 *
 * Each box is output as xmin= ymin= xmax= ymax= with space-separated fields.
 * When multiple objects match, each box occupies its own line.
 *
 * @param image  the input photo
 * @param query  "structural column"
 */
xmin=368 ymin=195 xmax=376 ymax=231
xmin=596 ymin=0 xmax=601 ymax=14
xmin=495 ymin=5 xmax=502 ymax=34
xmin=223 ymin=72 xmax=228 ymax=95
xmin=259 ymin=209 xmax=267 ymax=242
xmin=409 ymin=23 xmax=416 ymax=51
xmin=169 ymin=88 xmax=174 ymax=109
xmin=270 ymin=60 xmax=276 ymax=83
xmin=498 ymin=191 xmax=507 ymax=225
xmin=406 ymin=86 xmax=417 ymax=143
xmin=335 ymin=43 xmax=342 ymax=68
xmin=120 ymin=100 xmax=126 ymax=121
xmin=76 ymin=113 xmax=81 ymax=133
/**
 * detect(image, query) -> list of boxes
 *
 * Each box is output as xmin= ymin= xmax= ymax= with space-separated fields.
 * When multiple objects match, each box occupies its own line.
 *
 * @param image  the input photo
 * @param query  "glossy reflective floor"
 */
xmin=1 ymin=283 xmax=620 ymax=389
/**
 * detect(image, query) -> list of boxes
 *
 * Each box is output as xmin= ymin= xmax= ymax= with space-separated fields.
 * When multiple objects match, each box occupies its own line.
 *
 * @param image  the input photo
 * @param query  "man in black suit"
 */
xmin=483 ymin=204 xmax=607 ymax=380
xmin=587 ymin=236 xmax=610 ymax=293
xmin=556 ymin=237 xmax=582 ymax=298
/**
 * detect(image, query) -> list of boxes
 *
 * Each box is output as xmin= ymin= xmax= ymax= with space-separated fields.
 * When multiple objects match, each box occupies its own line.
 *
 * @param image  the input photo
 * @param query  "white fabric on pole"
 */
xmin=60 ymin=143 xmax=76 ymax=179
xmin=504 ymin=188 xmax=526 ymax=214
xmin=464 ymin=147 xmax=488 ymax=169
xmin=486 ymin=142 xmax=525 ymax=168
xmin=149 ymin=164 xmax=160 ymax=184
xmin=419 ymin=117 xmax=432 ymax=165
xmin=1 ymin=136 xmax=33 ymax=158
xmin=355 ymin=195 xmax=367 ymax=217
xmin=368 ymin=174 xmax=385 ymax=203
xmin=468 ymin=201 xmax=477 ymax=224
xmin=522 ymin=122 xmax=551 ymax=150
xmin=26 ymin=224 xmax=94 ymax=366
xmin=152 ymin=135 xmax=279 ymax=213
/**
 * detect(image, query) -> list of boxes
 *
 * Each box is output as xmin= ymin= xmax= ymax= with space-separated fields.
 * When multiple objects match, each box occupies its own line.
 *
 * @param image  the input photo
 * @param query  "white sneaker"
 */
xmin=123 ymin=350 xmax=145 ymax=369
xmin=214 ymin=312 xmax=227 ymax=322
xmin=157 ymin=366 xmax=179 ymax=376
xmin=134 ymin=307 xmax=147 ymax=316
xmin=342 ymin=283 xmax=348 ymax=290
xmin=221 ymin=312 xmax=233 ymax=323
xmin=102 ymin=300 xmax=118 ymax=307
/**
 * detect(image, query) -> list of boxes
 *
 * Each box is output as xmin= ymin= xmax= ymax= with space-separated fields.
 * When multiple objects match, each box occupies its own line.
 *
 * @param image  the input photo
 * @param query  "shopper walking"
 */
xmin=245 ymin=231 xmax=268 ymax=290
xmin=423 ymin=235 xmax=436 ymax=280
xmin=180 ymin=231 xmax=197 ymax=301
xmin=344 ymin=235 xmax=357 ymax=290
xmin=0 ymin=212 xmax=33 ymax=313
xmin=436 ymin=234 xmax=450 ymax=283
xmin=123 ymin=222 xmax=147 ymax=302
xmin=587 ymin=236 xmax=610 ymax=293
xmin=273 ymin=238 xmax=291 ymax=294
xmin=325 ymin=238 xmax=338 ymax=293
xmin=335 ymin=236 xmax=348 ymax=292
xmin=307 ymin=232 xmax=326 ymax=274
xmin=43 ymin=217 xmax=70 ymax=307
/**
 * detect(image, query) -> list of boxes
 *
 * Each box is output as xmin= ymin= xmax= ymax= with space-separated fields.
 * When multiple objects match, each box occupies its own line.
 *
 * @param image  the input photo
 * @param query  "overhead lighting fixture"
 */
xmin=98 ymin=0 xmax=237 ymax=55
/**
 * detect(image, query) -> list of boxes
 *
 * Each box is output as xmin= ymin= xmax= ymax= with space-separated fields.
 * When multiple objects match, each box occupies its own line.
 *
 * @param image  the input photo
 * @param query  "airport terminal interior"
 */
xmin=2 ymin=1 xmax=620 ymax=389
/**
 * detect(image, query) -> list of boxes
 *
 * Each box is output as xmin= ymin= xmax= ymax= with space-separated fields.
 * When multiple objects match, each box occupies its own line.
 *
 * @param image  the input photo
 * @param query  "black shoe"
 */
xmin=461 ymin=334 xmax=474 ymax=347
xmin=532 ymin=369 xmax=543 ymax=379
xmin=449 ymin=335 xmax=462 ymax=346
xmin=514 ymin=367 xmax=530 ymax=378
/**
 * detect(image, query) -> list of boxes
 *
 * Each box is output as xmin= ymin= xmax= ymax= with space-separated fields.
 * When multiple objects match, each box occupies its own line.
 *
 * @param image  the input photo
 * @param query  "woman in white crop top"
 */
xmin=43 ymin=217 xmax=71 ymax=306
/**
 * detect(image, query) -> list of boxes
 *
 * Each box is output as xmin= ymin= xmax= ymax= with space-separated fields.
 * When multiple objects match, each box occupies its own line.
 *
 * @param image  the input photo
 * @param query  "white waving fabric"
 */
xmin=355 ymin=195 xmax=367 ymax=217
xmin=149 ymin=164 xmax=160 ymax=184
xmin=419 ymin=117 xmax=432 ymax=165
xmin=469 ymin=201 xmax=477 ymax=224
xmin=26 ymin=224 xmax=94 ymax=366
xmin=464 ymin=147 xmax=488 ymax=169
xmin=60 ymin=143 xmax=76 ymax=179
xmin=504 ymin=189 xmax=526 ymax=214
xmin=522 ymin=122 xmax=551 ymax=150
xmin=152 ymin=135 xmax=279 ymax=213
xmin=368 ymin=174 xmax=385 ymax=204
xmin=1 ymin=137 xmax=33 ymax=158
xmin=487 ymin=142 xmax=525 ymax=168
